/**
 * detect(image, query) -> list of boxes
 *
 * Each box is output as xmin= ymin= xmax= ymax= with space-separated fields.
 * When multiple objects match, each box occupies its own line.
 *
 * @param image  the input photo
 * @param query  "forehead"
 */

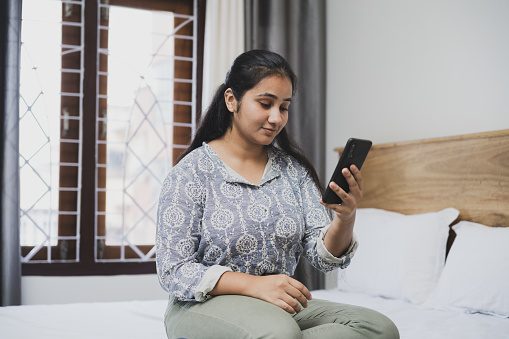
xmin=249 ymin=75 xmax=293 ymax=99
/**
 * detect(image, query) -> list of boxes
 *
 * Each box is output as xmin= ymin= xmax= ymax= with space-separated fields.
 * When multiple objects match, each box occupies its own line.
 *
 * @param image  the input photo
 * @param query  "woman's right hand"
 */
xmin=249 ymin=274 xmax=312 ymax=313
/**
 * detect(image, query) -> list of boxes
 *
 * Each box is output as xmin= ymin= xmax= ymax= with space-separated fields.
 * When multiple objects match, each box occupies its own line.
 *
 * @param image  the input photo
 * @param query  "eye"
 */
xmin=259 ymin=101 xmax=271 ymax=109
xmin=280 ymin=106 xmax=289 ymax=112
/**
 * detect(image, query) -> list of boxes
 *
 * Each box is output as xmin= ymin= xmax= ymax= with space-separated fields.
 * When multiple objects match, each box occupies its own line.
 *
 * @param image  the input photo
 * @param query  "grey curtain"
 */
xmin=1 ymin=0 xmax=22 ymax=306
xmin=245 ymin=0 xmax=327 ymax=290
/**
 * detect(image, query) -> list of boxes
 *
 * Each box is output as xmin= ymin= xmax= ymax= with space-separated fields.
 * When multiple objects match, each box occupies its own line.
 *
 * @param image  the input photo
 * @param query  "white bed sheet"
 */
xmin=312 ymin=289 xmax=509 ymax=339
xmin=0 ymin=299 xmax=168 ymax=339
xmin=2 ymin=291 xmax=508 ymax=339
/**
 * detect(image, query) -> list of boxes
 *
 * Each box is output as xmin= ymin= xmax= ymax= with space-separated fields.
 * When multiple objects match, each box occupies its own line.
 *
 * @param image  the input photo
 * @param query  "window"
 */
xmin=20 ymin=0 xmax=205 ymax=275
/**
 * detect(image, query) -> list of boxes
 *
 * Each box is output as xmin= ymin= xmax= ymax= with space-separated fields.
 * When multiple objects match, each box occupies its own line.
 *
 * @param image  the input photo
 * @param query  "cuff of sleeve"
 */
xmin=194 ymin=265 xmax=232 ymax=302
xmin=316 ymin=225 xmax=358 ymax=265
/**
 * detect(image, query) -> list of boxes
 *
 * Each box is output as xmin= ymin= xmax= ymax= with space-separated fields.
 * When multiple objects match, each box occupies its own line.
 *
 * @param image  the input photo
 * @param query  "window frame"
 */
xmin=22 ymin=0 xmax=206 ymax=276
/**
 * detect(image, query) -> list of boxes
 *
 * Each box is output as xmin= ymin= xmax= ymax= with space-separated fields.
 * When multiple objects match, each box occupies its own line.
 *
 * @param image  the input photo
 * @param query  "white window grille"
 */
xmin=19 ymin=0 xmax=198 ymax=265
xmin=19 ymin=0 xmax=84 ymax=263
xmin=95 ymin=1 xmax=197 ymax=262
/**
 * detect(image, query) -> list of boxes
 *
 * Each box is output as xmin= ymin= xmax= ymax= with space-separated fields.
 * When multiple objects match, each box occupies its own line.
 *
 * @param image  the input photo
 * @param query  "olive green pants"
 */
xmin=165 ymin=295 xmax=399 ymax=339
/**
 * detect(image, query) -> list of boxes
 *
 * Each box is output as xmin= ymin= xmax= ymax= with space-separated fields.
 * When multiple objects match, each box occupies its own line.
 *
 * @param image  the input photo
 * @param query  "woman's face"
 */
xmin=225 ymin=75 xmax=292 ymax=147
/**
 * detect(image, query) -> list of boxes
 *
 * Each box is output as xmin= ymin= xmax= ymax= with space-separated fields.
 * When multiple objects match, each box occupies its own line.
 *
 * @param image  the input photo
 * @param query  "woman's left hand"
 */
xmin=320 ymin=165 xmax=363 ymax=225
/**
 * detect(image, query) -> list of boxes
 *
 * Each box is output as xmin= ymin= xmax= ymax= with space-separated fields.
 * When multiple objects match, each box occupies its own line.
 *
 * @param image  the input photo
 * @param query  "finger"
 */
xmin=288 ymin=278 xmax=312 ymax=300
xmin=320 ymin=199 xmax=351 ymax=214
xmin=280 ymin=294 xmax=302 ymax=313
xmin=274 ymin=299 xmax=297 ymax=314
xmin=285 ymin=285 xmax=308 ymax=308
xmin=349 ymin=165 xmax=364 ymax=192
xmin=333 ymin=205 xmax=354 ymax=217
xmin=343 ymin=168 xmax=360 ymax=197
xmin=342 ymin=168 xmax=360 ymax=196
xmin=329 ymin=181 xmax=352 ymax=205
xmin=320 ymin=196 xmax=356 ymax=218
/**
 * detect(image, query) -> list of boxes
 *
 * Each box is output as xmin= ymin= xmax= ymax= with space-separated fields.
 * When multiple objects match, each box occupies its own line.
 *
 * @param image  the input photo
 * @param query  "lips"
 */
xmin=262 ymin=127 xmax=277 ymax=132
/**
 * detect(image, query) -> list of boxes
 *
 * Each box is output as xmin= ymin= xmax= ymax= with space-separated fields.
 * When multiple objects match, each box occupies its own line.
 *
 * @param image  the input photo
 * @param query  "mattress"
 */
xmin=0 ymin=299 xmax=168 ymax=339
xmin=1 ymin=291 xmax=508 ymax=338
xmin=312 ymin=289 xmax=509 ymax=339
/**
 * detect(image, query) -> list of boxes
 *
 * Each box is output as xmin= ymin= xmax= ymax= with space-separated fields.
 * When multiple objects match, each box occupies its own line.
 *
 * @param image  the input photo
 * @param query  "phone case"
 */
xmin=322 ymin=138 xmax=372 ymax=204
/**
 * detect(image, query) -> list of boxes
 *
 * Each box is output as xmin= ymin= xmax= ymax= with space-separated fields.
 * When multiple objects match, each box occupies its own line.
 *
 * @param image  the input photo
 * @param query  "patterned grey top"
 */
xmin=156 ymin=143 xmax=358 ymax=302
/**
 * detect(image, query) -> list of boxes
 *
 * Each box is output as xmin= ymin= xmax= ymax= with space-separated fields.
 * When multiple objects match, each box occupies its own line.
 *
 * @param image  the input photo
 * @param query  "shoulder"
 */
xmin=161 ymin=146 xmax=208 ymax=188
xmin=270 ymin=147 xmax=321 ymax=194
xmin=270 ymin=146 xmax=308 ymax=178
xmin=168 ymin=145 xmax=218 ymax=179
xmin=174 ymin=146 xmax=206 ymax=170
xmin=159 ymin=146 xmax=208 ymax=204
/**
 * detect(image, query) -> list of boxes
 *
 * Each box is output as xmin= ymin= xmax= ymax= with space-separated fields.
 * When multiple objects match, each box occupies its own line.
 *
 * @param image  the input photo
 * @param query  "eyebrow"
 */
xmin=256 ymin=93 xmax=292 ymax=102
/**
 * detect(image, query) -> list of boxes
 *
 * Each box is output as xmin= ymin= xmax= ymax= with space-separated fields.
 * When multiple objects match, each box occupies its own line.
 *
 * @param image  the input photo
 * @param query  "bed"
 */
xmin=1 ymin=129 xmax=508 ymax=338
xmin=0 ymin=299 xmax=168 ymax=339
xmin=312 ymin=128 xmax=509 ymax=338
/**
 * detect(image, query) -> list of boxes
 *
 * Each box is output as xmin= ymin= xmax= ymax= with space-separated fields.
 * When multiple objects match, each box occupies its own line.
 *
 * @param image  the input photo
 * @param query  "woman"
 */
xmin=156 ymin=50 xmax=399 ymax=339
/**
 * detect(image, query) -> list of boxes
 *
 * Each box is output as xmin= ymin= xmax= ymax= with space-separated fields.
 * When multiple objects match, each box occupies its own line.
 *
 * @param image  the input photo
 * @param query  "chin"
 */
xmin=251 ymin=130 xmax=280 ymax=146
xmin=251 ymin=137 xmax=275 ymax=147
xmin=261 ymin=134 xmax=279 ymax=144
xmin=258 ymin=140 xmax=274 ymax=146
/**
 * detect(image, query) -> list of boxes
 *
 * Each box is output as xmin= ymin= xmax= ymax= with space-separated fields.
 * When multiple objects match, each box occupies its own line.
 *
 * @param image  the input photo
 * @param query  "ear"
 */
xmin=224 ymin=88 xmax=238 ymax=113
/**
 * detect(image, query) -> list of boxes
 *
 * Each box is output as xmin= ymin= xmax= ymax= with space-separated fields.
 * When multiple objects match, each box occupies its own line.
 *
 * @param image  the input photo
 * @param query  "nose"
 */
xmin=267 ymin=108 xmax=283 ymax=125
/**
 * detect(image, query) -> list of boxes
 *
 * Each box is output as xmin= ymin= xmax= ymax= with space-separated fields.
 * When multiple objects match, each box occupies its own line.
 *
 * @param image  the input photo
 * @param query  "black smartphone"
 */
xmin=322 ymin=138 xmax=372 ymax=204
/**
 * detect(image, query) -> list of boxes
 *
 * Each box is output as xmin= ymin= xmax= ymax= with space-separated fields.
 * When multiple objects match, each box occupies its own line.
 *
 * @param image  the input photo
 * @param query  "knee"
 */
xmin=259 ymin=315 xmax=302 ymax=339
xmin=264 ymin=326 xmax=302 ymax=339
xmin=367 ymin=310 xmax=400 ymax=339
xmin=340 ymin=307 xmax=399 ymax=339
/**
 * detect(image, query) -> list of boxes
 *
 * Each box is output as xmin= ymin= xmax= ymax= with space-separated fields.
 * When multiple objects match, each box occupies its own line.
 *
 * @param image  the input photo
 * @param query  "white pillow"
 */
xmin=337 ymin=207 xmax=459 ymax=304
xmin=425 ymin=221 xmax=509 ymax=317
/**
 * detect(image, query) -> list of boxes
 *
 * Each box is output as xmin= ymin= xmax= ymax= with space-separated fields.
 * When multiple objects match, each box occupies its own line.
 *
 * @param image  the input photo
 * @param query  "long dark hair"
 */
xmin=179 ymin=50 xmax=322 ymax=191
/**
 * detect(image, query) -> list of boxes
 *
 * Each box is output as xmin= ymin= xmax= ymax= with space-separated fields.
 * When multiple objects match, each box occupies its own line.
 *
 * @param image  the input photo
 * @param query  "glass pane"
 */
xmin=98 ymin=5 xmax=176 ymax=250
xmin=19 ymin=0 xmax=82 ymax=261
xmin=19 ymin=0 xmax=62 ymax=248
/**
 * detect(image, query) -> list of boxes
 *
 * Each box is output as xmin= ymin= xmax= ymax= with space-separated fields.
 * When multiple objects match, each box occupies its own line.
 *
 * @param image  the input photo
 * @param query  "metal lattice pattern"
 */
xmin=95 ymin=1 xmax=197 ymax=262
xmin=19 ymin=0 xmax=83 ymax=263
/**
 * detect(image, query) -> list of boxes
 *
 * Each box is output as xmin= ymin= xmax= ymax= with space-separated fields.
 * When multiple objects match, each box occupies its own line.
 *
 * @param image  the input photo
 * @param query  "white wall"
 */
xmin=22 ymin=274 xmax=167 ymax=305
xmin=324 ymin=0 xmax=509 ymax=288
xmin=326 ymin=0 xmax=509 ymax=176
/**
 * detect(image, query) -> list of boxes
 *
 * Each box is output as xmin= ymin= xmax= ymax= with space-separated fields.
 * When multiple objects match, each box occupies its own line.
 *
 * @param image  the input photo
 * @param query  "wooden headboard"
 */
xmin=335 ymin=129 xmax=509 ymax=227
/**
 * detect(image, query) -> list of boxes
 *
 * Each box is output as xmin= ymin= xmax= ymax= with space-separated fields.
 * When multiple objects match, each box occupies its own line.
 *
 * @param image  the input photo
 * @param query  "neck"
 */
xmin=216 ymin=129 xmax=267 ymax=162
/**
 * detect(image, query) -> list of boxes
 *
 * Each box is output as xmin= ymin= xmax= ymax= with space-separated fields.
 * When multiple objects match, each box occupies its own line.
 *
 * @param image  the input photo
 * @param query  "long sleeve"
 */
xmin=156 ymin=159 xmax=231 ymax=302
xmin=157 ymin=145 xmax=358 ymax=298
xmin=299 ymin=170 xmax=358 ymax=272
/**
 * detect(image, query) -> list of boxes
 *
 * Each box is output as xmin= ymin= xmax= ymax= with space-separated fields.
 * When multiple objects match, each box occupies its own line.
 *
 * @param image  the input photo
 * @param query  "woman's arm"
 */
xmin=298 ymin=164 xmax=357 ymax=271
xmin=323 ymin=214 xmax=355 ymax=257
xmin=156 ymin=160 xmax=232 ymax=302
xmin=321 ymin=165 xmax=363 ymax=257
xmin=209 ymin=271 xmax=312 ymax=314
